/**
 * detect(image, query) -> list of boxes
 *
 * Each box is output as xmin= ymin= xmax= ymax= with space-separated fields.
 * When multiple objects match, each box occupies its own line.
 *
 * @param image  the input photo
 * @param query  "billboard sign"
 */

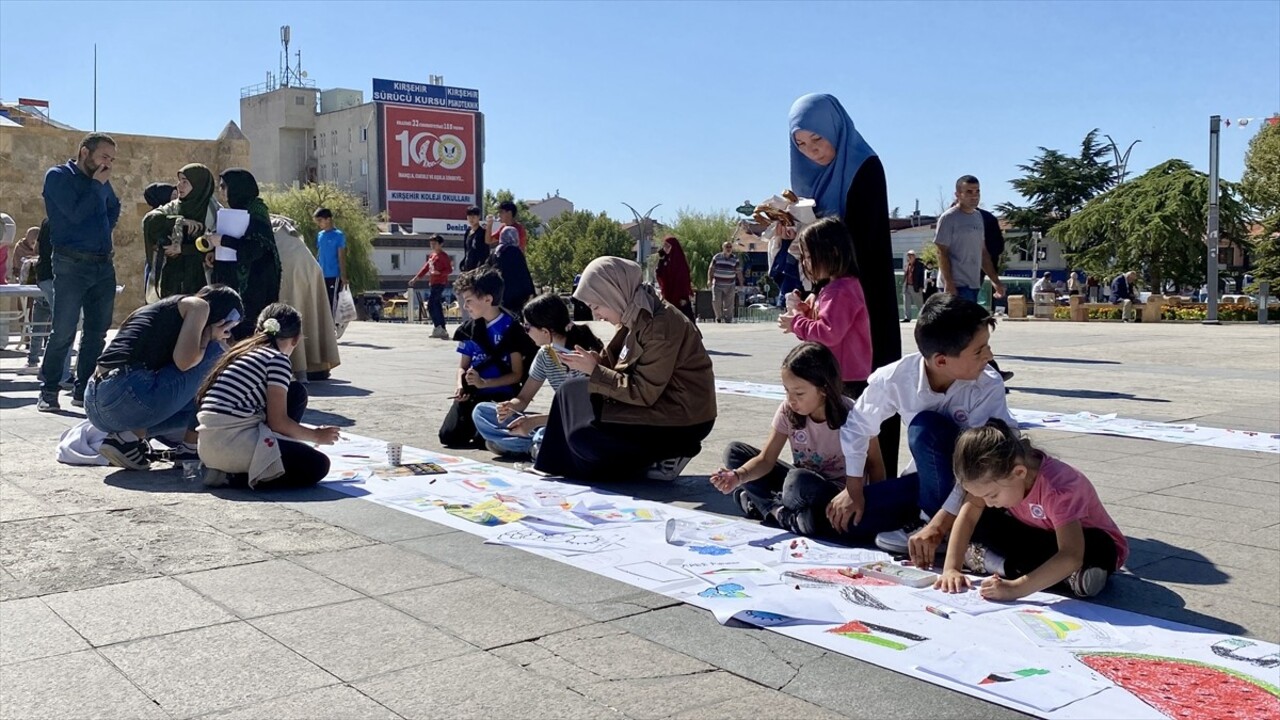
xmin=382 ymin=105 xmax=477 ymax=223
xmin=411 ymin=218 xmax=472 ymax=235
xmin=372 ymin=79 xmax=479 ymax=112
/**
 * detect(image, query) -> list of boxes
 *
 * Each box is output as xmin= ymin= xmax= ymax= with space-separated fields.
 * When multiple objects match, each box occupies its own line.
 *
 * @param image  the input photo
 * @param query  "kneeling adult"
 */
xmin=535 ymin=257 xmax=717 ymax=482
xmin=85 ymin=284 xmax=243 ymax=470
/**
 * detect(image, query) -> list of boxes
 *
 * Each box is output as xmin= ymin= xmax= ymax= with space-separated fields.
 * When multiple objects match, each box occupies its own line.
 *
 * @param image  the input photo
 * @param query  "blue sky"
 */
xmin=2 ymin=0 xmax=1276 ymax=223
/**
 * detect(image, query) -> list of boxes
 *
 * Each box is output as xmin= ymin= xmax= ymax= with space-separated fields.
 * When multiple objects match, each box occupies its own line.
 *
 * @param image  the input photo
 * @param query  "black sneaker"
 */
xmin=36 ymin=392 xmax=60 ymax=412
xmin=733 ymin=488 xmax=762 ymax=520
xmin=1066 ymin=566 xmax=1109 ymax=598
xmin=99 ymin=435 xmax=152 ymax=471
xmin=150 ymin=445 xmax=199 ymax=464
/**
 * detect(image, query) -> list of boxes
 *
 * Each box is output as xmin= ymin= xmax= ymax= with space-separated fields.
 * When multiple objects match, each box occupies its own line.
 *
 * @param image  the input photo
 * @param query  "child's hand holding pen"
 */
xmin=709 ymin=467 xmax=742 ymax=493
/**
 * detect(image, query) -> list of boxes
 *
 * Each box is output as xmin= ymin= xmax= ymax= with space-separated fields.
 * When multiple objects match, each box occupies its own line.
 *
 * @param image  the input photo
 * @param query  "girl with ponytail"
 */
xmin=472 ymin=293 xmax=602 ymax=458
xmin=196 ymin=303 xmax=339 ymax=490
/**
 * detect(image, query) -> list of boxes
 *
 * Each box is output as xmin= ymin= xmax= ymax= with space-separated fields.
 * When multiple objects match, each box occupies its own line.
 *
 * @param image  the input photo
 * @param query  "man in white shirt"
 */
xmin=806 ymin=293 xmax=1014 ymax=568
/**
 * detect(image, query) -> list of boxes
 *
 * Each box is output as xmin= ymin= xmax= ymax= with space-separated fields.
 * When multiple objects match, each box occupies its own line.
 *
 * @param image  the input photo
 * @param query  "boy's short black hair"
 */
xmin=313 ymin=207 xmax=333 ymax=219
xmin=914 ymin=293 xmax=996 ymax=358
xmin=466 ymin=206 xmax=482 ymax=217
xmin=498 ymin=200 xmax=517 ymax=215
xmin=428 ymin=234 xmax=444 ymax=246
xmin=454 ymin=268 xmax=503 ymax=306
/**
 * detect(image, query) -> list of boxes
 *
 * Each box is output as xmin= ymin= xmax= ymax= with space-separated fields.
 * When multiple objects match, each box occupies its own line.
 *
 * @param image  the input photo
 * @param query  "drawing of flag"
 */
xmin=979 ymin=668 xmax=1050 ymax=684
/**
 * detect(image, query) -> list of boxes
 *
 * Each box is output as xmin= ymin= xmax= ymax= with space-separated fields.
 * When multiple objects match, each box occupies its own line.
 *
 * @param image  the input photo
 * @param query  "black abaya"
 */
xmin=843 ymin=156 xmax=902 ymax=476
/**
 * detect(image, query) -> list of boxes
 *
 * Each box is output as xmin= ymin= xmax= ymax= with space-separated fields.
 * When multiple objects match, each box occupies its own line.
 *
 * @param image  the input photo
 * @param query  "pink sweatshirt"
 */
xmin=791 ymin=276 xmax=873 ymax=382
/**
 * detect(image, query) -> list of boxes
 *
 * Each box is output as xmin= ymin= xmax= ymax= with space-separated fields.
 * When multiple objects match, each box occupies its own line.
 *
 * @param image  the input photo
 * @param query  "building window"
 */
xmin=360 ymin=127 xmax=367 ymax=143
xmin=391 ymin=253 xmax=401 ymax=270
xmin=295 ymin=95 xmax=305 ymax=106
xmin=1221 ymin=246 xmax=1235 ymax=267
xmin=331 ymin=162 xmax=337 ymax=179
xmin=347 ymin=160 xmax=352 ymax=179
xmin=361 ymin=158 xmax=368 ymax=176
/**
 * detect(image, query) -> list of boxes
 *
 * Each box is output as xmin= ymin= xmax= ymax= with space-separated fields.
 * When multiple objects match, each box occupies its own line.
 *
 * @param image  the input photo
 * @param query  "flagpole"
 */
xmin=1204 ymin=115 xmax=1221 ymax=325
xmin=93 ymin=44 xmax=98 ymax=131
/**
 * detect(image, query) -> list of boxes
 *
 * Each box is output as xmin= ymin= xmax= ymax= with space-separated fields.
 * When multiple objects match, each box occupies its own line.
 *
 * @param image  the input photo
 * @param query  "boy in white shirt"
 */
xmin=817 ymin=293 xmax=1015 ymax=567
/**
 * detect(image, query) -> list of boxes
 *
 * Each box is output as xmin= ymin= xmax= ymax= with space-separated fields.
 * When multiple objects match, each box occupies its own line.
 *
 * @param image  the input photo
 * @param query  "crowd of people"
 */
xmin=7 ymin=94 xmax=1128 ymax=600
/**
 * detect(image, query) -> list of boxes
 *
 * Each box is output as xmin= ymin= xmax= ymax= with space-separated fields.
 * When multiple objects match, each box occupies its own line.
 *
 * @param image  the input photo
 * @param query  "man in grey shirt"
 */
xmin=934 ymin=175 xmax=1004 ymax=303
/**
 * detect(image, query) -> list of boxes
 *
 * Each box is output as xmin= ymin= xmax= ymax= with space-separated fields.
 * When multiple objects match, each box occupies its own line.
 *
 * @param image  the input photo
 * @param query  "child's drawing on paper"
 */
xmin=826 ymin=620 xmax=927 ymax=651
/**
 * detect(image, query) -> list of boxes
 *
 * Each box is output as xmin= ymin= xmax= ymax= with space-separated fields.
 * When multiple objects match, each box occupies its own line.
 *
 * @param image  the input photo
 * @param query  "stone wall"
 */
xmin=0 ymin=123 xmax=250 ymax=323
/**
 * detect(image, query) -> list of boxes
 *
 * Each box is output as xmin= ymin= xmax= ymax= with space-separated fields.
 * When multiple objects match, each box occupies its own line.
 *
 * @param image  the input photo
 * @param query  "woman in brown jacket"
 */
xmin=535 ymin=256 xmax=716 ymax=482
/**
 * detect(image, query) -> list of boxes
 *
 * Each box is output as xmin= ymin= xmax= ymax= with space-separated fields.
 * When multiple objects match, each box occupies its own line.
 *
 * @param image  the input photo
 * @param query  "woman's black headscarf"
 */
xmin=143 ymin=182 xmax=177 ymax=210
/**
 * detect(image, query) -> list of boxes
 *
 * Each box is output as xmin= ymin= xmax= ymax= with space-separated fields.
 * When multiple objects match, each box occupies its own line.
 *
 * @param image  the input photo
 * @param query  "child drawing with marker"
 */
xmin=709 ymin=342 xmax=883 ymax=535
xmin=472 ymin=293 xmax=602 ymax=459
xmin=197 ymin=303 xmax=340 ymax=490
xmin=935 ymin=419 xmax=1129 ymax=599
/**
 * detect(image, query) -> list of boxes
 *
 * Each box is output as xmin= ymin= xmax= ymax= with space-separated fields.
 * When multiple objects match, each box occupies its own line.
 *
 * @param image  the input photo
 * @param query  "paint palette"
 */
xmin=856 ymin=561 xmax=939 ymax=588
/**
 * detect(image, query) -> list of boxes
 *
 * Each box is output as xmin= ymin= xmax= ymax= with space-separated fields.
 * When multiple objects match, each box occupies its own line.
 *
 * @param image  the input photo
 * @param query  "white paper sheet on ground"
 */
xmin=617 ymin=561 xmax=692 ymax=584
xmin=681 ymin=558 xmax=776 ymax=583
xmin=911 ymin=586 xmax=1029 ymax=616
xmin=665 ymin=517 xmax=775 ymax=548
xmin=918 ymin=648 xmax=1111 ymax=712
xmin=776 ymin=537 xmax=892 ymax=566
xmin=685 ymin=578 xmax=846 ymax=626
xmin=488 ymin=527 xmax=625 ymax=555
xmin=1008 ymin=607 xmax=1129 ymax=649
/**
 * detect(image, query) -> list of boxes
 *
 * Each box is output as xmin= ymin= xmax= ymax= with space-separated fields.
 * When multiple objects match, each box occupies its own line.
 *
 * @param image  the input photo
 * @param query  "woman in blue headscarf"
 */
xmin=788 ymin=93 xmax=901 ymax=475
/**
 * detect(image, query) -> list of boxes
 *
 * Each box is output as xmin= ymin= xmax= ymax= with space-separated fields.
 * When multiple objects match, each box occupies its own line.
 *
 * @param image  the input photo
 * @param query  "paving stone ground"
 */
xmin=1 ymin=317 xmax=1277 ymax=719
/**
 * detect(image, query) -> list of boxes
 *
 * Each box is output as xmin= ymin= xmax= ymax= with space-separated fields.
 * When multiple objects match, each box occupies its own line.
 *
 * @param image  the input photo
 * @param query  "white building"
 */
xmin=524 ymin=192 xmax=573 ymax=228
xmin=240 ymin=82 xmax=381 ymax=209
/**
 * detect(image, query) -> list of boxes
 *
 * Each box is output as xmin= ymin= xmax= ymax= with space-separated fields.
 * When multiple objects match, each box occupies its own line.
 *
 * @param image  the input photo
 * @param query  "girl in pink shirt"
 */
xmin=780 ymin=217 xmax=873 ymax=399
xmin=935 ymin=419 xmax=1128 ymax=599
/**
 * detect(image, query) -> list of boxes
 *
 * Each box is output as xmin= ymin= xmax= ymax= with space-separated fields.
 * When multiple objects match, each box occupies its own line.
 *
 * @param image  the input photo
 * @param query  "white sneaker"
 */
xmin=1067 ymin=566 xmax=1109 ymax=598
xmin=874 ymin=529 xmax=911 ymax=554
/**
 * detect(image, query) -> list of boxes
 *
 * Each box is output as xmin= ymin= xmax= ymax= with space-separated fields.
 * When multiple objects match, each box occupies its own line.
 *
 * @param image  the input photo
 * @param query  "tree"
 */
xmin=997 ymin=129 xmax=1117 ymax=239
xmin=1241 ymin=118 xmax=1280 ymax=288
xmin=1052 ymin=160 xmax=1250 ymax=292
xmin=483 ymin=188 xmax=544 ymax=238
xmin=261 ymin=183 xmax=379 ymax=294
xmin=666 ymin=209 xmax=739 ymax=290
xmin=524 ymin=210 xmax=632 ymax=290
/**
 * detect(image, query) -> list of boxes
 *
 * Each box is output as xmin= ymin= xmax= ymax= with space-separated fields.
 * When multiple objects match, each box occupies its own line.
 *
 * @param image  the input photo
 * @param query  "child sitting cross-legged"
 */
xmin=472 ymin=293 xmax=602 ymax=458
xmin=935 ymin=419 xmax=1128 ymax=599
xmin=710 ymin=342 xmax=884 ymax=533
xmin=439 ymin=268 xmax=536 ymax=448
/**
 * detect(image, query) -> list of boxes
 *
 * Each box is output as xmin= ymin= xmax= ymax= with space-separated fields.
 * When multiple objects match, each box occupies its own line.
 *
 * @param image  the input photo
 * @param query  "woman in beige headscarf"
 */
xmin=534 ymin=256 xmax=716 ymax=482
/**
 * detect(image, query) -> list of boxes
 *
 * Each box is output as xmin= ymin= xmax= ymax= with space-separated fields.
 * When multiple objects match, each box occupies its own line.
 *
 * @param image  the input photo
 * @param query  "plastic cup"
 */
xmin=386 ymin=442 xmax=403 ymax=466
xmin=785 ymin=292 xmax=800 ymax=312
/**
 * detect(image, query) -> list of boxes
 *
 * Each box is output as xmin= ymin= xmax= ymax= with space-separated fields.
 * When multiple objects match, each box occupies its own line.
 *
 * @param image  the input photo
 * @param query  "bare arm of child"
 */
xmin=265 ymin=384 xmax=338 ymax=444
xmin=936 ymin=497 xmax=983 ymax=592
xmin=508 ymin=412 xmax=548 ymax=436
xmin=454 ymin=356 xmax=471 ymax=400
xmin=980 ymin=520 xmax=1086 ymax=601
xmin=498 ymin=377 xmax=544 ymax=420
xmin=467 ymin=351 xmax=525 ymax=391
xmin=709 ymin=428 xmax=787 ymax=493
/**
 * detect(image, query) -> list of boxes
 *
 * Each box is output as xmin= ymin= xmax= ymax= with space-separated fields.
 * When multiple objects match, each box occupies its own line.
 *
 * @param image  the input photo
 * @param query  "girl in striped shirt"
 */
xmin=472 ymin=293 xmax=601 ymax=458
xmin=196 ymin=303 xmax=339 ymax=489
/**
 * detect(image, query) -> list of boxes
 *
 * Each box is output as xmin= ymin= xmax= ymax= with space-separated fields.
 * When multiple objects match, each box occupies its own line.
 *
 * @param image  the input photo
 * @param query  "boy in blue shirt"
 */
xmin=440 ymin=269 xmax=536 ymax=448
xmin=313 ymin=207 xmax=346 ymax=309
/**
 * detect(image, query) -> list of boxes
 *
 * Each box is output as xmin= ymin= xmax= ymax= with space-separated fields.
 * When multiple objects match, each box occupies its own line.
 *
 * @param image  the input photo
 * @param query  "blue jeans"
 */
xmin=427 ymin=285 xmax=447 ymax=328
xmin=953 ymin=286 xmax=980 ymax=303
xmin=41 ymin=254 xmax=116 ymax=397
xmin=811 ymin=411 xmax=962 ymax=541
xmin=472 ymin=402 xmax=545 ymax=457
xmin=85 ymin=343 xmax=222 ymax=438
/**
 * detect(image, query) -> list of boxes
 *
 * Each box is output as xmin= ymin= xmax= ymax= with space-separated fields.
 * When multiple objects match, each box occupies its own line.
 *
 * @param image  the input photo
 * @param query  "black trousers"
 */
xmin=971 ymin=509 xmax=1120 ymax=577
xmin=534 ymin=376 xmax=714 ymax=482
xmin=231 ymin=381 xmax=329 ymax=490
xmin=725 ymin=441 xmax=841 ymax=535
xmin=440 ymin=389 xmax=518 ymax=448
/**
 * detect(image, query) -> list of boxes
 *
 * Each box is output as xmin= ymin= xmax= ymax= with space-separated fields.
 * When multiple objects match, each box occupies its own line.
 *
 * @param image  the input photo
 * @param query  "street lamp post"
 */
xmin=621 ymin=202 xmax=661 ymax=278
xmin=1104 ymin=135 xmax=1141 ymax=185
